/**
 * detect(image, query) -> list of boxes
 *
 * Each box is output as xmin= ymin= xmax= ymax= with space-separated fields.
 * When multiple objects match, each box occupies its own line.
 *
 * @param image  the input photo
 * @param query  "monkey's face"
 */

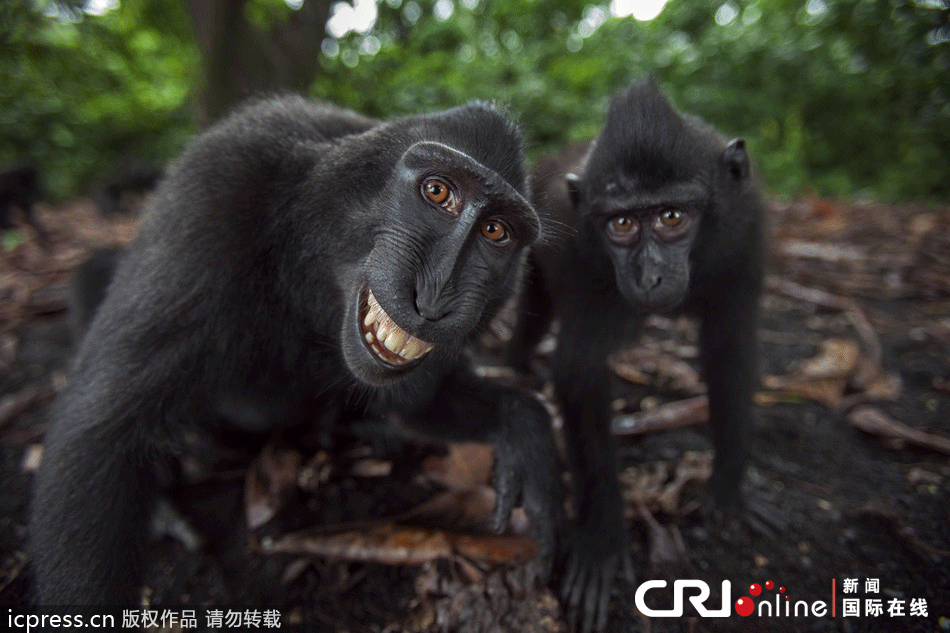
xmin=567 ymin=171 xmax=703 ymax=313
xmin=341 ymin=141 xmax=539 ymax=386
xmin=599 ymin=205 xmax=699 ymax=311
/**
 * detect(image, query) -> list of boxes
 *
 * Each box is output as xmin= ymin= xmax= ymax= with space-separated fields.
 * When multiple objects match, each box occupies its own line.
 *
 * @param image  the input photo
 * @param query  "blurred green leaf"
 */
xmin=2 ymin=0 xmax=948 ymax=201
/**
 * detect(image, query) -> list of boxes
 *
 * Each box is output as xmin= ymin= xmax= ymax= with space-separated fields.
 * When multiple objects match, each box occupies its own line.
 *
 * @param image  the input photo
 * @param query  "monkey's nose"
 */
xmin=413 ymin=289 xmax=450 ymax=321
xmin=641 ymin=273 xmax=662 ymax=291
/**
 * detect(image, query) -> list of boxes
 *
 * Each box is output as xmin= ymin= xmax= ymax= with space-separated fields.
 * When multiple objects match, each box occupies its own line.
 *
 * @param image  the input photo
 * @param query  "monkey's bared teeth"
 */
xmin=400 ymin=338 xmax=430 ymax=360
xmin=375 ymin=318 xmax=394 ymax=343
xmin=361 ymin=286 xmax=433 ymax=365
xmin=383 ymin=328 xmax=407 ymax=354
xmin=365 ymin=289 xmax=384 ymax=324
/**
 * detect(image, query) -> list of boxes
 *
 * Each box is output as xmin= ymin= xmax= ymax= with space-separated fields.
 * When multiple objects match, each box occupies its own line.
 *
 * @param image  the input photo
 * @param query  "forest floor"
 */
xmin=1 ymin=197 xmax=948 ymax=632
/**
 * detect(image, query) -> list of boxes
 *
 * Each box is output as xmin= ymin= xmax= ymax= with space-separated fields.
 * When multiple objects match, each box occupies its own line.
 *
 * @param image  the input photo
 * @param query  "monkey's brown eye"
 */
xmin=481 ymin=219 xmax=510 ymax=244
xmin=422 ymin=178 xmax=451 ymax=206
xmin=609 ymin=216 xmax=635 ymax=234
xmin=659 ymin=208 xmax=684 ymax=227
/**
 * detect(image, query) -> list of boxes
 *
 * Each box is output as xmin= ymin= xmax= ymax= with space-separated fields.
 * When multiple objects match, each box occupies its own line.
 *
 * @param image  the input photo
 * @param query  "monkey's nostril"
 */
xmin=413 ymin=290 xmax=448 ymax=322
xmin=418 ymin=305 xmax=449 ymax=322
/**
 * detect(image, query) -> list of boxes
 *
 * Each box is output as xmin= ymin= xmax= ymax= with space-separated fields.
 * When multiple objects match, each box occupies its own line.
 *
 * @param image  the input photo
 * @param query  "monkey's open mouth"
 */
xmin=359 ymin=286 xmax=433 ymax=367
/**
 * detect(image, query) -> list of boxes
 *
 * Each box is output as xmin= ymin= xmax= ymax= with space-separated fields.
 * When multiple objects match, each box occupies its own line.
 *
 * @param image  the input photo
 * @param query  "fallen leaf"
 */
xmin=610 ymin=348 xmax=703 ymax=393
xmin=349 ymin=458 xmax=392 ymax=478
xmin=796 ymin=338 xmax=860 ymax=378
xmin=620 ymin=451 xmax=713 ymax=517
xmin=452 ymin=533 xmax=537 ymax=564
xmin=761 ymin=375 xmax=849 ymax=409
xmin=761 ymin=338 xmax=899 ymax=409
xmin=421 ymin=442 xmax=493 ymax=489
xmin=405 ymin=487 xmax=499 ymax=533
xmin=244 ymin=444 xmax=303 ymax=530
xmin=20 ymin=444 xmax=43 ymax=474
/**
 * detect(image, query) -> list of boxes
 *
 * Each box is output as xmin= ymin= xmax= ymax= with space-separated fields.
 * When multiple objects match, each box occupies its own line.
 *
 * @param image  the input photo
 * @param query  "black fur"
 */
xmin=508 ymin=79 xmax=765 ymax=632
xmin=67 ymin=247 xmax=123 ymax=344
xmin=94 ymin=166 xmax=164 ymax=217
xmin=0 ymin=164 xmax=48 ymax=244
xmin=30 ymin=96 xmax=564 ymax=606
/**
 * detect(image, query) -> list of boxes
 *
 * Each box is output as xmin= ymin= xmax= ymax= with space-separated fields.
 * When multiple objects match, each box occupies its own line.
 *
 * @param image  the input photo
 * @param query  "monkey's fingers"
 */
xmin=522 ymin=488 xmax=562 ymax=582
xmin=588 ymin=566 xmax=612 ymax=633
xmin=622 ymin=552 xmax=635 ymax=583
xmin=490 ymin=452 xmax=521 ymax=533
xmin=562 ymin=556 xmax=586 ymax=630
xmin=563 ymin=555 xmax=610 ymax=633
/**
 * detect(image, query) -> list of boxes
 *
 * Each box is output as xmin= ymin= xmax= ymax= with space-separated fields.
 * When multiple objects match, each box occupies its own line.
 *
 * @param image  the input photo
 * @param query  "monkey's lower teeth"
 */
xmin=361 ymin=288 xmax=433 ymax=365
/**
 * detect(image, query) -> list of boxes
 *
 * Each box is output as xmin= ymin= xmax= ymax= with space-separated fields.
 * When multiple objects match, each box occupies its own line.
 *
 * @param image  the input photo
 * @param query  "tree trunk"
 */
xmin=184 ymin=0 xmax=332 ymax=127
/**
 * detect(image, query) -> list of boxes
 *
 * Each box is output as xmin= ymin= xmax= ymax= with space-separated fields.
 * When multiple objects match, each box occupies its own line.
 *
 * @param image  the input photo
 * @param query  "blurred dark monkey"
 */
xmin=68 ymin=246 xmax=123 ymax=343
xmin=95 ymin=166 xmax=164 ymax=217
xmin=1 ymin=164 xmax=49 ymax=245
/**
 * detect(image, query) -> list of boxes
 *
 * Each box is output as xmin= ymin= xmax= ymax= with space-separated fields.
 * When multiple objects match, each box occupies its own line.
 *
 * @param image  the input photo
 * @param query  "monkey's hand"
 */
xmin=401 ymin=372 xmax=565 ymax=579
xmin=490 ymin=394 xmax=565 ymax=582
xmin=561 ymin=488 xmax=633 ymax=633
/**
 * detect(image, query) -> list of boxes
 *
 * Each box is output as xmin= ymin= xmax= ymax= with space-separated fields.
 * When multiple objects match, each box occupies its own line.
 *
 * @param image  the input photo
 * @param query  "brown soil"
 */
xmin=1 ymin=198 xmax=947 ymax=632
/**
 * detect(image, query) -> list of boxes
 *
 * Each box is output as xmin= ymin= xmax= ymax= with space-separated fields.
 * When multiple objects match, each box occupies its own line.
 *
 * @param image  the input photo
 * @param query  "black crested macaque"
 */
xmin=94 ymin=166 xmax=164 ymax=216
xmin=67 ymin=246 xmax=124 ymax=344
xmin=508 ymin=79 xmax=765 ymax=632
xmin=30 ymin=96 xmax=564 ymax=606
xmin=0 ymin=164 xmax=49 ymax=244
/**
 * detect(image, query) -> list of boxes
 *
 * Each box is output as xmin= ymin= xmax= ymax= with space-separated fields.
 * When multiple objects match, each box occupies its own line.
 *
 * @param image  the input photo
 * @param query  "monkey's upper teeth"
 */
xmin=361 ymin=288 xmax=433 ymax=365
xmin=383 ymin=328 xmax=407 ymax=354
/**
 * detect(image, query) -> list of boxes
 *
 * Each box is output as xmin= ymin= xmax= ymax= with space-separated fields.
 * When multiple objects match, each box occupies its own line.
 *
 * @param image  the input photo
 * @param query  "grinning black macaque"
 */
xmin=30 ymin=96 xmax=564 ymax=607
xmin=508 ymin=79 xmax=765 ymax=632
xmin=0 ymin=164 xmax=49 ymax=244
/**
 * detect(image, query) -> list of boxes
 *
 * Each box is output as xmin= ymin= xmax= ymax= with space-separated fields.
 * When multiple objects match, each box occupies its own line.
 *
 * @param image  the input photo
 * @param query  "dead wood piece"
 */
xmin=767 ymin=276 xmax=882 ymax=368
xmin=637 ymin=504 xmax=687 ymax=567
xmin=612 ymin=395 xmax=708 ymax=435
xmin=261 ymin=523 xmax=537 ymax=567
xmin=847 ymin=406 xmax=950 ymax=455
xmin=851 ymin=505 xmax=950 ymax=558
xmin=0 ymin=382 xmax=56 ymax=428
xmin=244 ymin=444 xmax=303 ymax=530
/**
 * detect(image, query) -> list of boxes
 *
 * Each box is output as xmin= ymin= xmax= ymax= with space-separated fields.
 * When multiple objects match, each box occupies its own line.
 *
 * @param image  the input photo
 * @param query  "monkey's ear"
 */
xmin=723 ymin=138 xmax=749 ymax=182
xmin=565 ymin=173 xmax=582 ymax=207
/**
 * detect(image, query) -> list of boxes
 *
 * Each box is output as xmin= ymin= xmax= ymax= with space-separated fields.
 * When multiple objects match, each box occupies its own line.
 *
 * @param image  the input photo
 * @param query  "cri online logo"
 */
xmin=635 ymin=579 xmax=830 ymax=618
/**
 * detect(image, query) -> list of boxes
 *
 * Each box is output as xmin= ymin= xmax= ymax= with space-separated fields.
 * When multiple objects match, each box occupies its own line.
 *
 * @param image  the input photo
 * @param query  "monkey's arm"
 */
xmin=699 ymin=278 xmax=761 ymax=508
xmin=30 ymin=389 xmax=160 ymax=605
xmin=551 ymin=292 xmax=632 ymax=633
xmin=400 ymin=364 xmax=565 ymax=577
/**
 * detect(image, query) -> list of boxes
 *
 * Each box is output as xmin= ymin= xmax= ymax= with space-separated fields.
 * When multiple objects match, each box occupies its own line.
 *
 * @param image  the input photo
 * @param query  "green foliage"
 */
xmin=312 ymin=0 xmax=598 ymax=149
xmin=244 ymin=0 xmax=299 ymax=31
xmin=2 ymin=0 xmax=948 ymax=201
xmin=312 ymin=0 xmax=949 ymax=201
xmin=0 ymin=0 xmax=196 ymax=199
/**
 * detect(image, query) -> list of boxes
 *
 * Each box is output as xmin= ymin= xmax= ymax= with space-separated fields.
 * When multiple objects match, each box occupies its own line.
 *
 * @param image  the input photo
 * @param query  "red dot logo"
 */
xmin=735 ymin=597 xmax=755 ymax=617
xmin=749 ymin=583 xmax=762 ymax=596
xmin=765 ymin=580 xmax=775 ymax=590
xmin=779 ymin=586 xmax=786 ymax=593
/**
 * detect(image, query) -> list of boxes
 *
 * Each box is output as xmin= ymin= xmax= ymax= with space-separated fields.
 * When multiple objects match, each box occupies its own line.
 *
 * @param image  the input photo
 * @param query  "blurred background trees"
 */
xmin=1 ymin=0 xmax=948 ymax=201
